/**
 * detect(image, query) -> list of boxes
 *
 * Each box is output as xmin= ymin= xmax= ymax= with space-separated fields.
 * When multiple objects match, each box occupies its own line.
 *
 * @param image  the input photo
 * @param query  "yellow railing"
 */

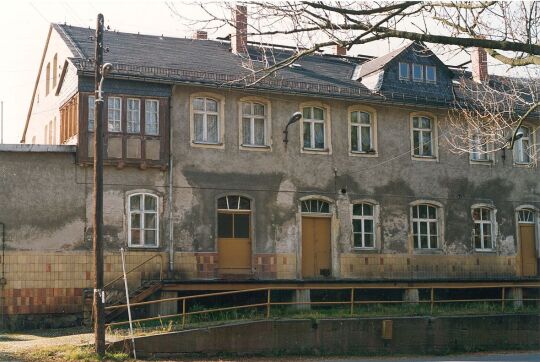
xmin=105 ymin=282 xmax=540 ymax=328
xmin=104 ymin=253 xmax=164 ymax=291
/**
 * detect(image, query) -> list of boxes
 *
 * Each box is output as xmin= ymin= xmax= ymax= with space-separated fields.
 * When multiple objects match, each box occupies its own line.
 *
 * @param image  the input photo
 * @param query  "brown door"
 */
xmin=520 ymin=224 xmax=537 ymax=276
xmin=218 ymin=212 xmax=251 ymax=275
xmin=302 ymin=217 xmax=331 ymax=278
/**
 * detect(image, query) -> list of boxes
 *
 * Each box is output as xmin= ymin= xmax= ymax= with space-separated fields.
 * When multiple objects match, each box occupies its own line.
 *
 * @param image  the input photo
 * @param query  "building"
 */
xmin=1 ymin=9 xmax=539 ymax=329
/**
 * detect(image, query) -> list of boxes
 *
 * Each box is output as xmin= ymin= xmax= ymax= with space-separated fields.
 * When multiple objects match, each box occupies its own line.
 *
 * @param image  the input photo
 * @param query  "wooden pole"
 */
xmin=93 ymin=13 xmax=105 ymax=357
xmin=266 ymin=289 xmax=271 ymax=318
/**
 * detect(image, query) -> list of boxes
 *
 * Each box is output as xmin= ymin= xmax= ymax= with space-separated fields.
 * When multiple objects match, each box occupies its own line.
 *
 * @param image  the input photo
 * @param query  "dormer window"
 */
xmin=412 ymin=64 xmax=423 ymax=81
xmin=426 ymin=66 xmax=436 ymax=83
xmin=399 ymin=62 xmax=409 ymax=80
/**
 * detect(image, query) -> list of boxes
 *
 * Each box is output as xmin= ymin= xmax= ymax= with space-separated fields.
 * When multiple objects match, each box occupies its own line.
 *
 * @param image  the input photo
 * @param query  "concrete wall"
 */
xmin=114 ymin=314 xmax=540 ymax=357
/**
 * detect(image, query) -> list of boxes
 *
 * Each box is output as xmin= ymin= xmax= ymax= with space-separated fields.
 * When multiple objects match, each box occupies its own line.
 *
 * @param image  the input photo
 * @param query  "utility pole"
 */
xmin=93 ymin=13 xmax=105 ymax=357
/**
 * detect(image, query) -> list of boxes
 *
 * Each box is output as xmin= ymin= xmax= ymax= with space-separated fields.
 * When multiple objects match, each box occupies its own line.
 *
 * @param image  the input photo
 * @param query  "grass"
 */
xmin=107 ymin=301 xmax=540 ymax=336
xmin=21 ymin=345 xmax=130 ymax=362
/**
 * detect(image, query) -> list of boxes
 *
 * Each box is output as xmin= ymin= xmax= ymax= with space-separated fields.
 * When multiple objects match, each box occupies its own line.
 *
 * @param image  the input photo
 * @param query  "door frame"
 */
xmin=215 ymin=194 xmax=254 ymax=275
xmin=297 ymin=195 xmax=337 ymax=279
xmin=515 ymin=205 xmax=539 ymax=276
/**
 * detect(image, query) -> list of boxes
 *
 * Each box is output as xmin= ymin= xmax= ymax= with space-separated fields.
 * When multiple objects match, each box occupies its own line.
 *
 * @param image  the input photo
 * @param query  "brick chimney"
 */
xmin=471 ymin=47 xmax=488 ymax=83
xmin=335 ymin=45 xmax=346 ymax=56
xmin=193 ymin=30 xmax=207 ymax=40
xmin=231 ymin=5 xmax=248 ymax=54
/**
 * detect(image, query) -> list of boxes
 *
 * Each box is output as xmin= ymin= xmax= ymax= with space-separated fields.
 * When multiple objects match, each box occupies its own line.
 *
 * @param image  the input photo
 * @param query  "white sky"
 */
xmin=0 ymin=1 xmax=498 ymax=144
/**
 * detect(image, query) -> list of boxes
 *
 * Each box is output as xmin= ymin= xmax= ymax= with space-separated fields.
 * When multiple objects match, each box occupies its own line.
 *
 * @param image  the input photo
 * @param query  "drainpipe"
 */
xmin=0 ymin=223 xmax=6 ymax=329
xmin=168 ymin=97 xmax=174 ymax=273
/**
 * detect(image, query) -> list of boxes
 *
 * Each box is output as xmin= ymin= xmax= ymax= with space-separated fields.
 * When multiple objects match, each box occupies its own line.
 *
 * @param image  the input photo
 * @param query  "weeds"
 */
xmin=21 ymin=345 xmax=130 ymax=362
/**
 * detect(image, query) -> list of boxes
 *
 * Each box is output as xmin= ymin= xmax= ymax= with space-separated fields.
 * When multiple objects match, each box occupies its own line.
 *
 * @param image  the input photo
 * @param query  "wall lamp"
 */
xmin=96 ymin=63 xmax=113 ymax=102
xmin=283 ymin=111 xmax=302 ymax=144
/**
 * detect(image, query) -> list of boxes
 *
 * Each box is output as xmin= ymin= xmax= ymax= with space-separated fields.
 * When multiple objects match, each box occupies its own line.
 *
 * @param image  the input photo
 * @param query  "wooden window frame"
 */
xmin=348 ymin=105 xmax=377 ymax=157
xmin=425 ymin=65 xmax=436 ymax=83
xmin=399 ymin=62 xmax=409 ymax=80
xmin=108 ymin=96 xmax=122 ymax=133
xmin=410 ymin=112 xmax=438 ymax=160
xmin=411 ymin=202 xmax=442 ymax=250
xmin=351 ymin=203 xmax=376 ymax=249
xmin=472 ymin=206 xmax=496 ymax=251
xmin=127 ymin=193 xmax=160 ymax=248
xmin=412 ymin=63 xmax=424 ymax=82
xmin=239 ymin=97 xmax=271 ymax=150
xmin=513 ymin=125 xmax=535 ymax=166
xmin=190 ymin=92 xmax=225 ymax=149
xmin=145 ymin=99 xmax=160 ymax=136
xmin=300 ymin=102 xmax=332 ymax=154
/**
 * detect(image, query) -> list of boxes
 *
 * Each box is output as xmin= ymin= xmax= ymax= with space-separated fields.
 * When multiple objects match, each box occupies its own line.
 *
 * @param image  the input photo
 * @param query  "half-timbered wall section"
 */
xmin=59 ymin=94 xmax=79 ymax=144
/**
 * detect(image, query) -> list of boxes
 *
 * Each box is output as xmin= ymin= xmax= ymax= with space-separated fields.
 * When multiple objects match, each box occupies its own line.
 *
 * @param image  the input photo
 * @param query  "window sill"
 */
xmin=191 ymin=141 xmax=224 ymax=149
xmin=240 ymin=144 xmax=271 ymax=151
xmin=475 ymin=249 xmax=496 ymax=253
xmin=469 ymin=159 xmax=493 ymax=166
xmin=128 ymin=245 xmax=160 ymax=249
xmin=513 ymin=162 xmax=535 ymax=168
xmin=412 ymin=155 xmax=437 ymax=162
xmin=352 ymin=247 xmax=379 ymax=253
xmin=302 ymin=147 xmax=330 ymax=154
xmin=413 ymin=248 xmax=443 ymax=255
xmin=350 ymin=150 xmax=378 ymax=157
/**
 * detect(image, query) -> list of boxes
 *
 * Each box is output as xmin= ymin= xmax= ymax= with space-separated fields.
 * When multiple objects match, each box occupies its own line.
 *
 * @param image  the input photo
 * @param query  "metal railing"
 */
xmin=105 ymin=282 xmax=540 ymax=328
xmin=104 ymin=253 xmax=164 ymax=291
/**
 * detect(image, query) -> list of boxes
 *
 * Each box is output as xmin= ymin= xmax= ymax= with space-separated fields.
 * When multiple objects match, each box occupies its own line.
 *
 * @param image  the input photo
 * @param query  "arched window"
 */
xmin=412 ymin=203 xmax=439 ymax=249
xmin=518 ymin=208 xmax=535 ymax=224
xmin=352 ymin=203 xmax=375 ymax=248
xmin=301 ymin=199 xmax=330 ymax=214
xmin=472 ymin=207 xmax=495 ymax=250
xmin=514 ymin=126 xmax=532 ymax=164
xmin=217 ymin=196 xmax=251 ymax=239
xmin=193 ymin=97 xmax=220 ymax=144
xmin=128 ymin=193 xmax=159 ymax=247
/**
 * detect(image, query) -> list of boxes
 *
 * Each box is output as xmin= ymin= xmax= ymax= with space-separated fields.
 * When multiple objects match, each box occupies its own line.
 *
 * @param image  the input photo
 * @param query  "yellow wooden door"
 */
xmin=302 ymin=217 xmax=331 ymax=278
xmin=218 ymin=212 xmax=251 ymax=275
xmin=520 ymin=224 xmax=537 ymax=276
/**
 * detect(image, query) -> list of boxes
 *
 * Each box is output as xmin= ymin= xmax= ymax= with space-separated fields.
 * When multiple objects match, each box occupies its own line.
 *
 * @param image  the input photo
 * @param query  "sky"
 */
xmin=0 ymin=1 xmax=487 ymax=144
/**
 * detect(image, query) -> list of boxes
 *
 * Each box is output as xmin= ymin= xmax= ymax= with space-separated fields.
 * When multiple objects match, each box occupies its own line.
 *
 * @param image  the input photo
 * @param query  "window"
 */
xmin=241 ymin=102 xmax=266 ymax=146
xmin=302 ymin=106 xmax=326 ymax=150
xmin=399 ymin=62 xmax=409 ymax=80
xmin=108 ymin=97 xmax=122 ymax=132
xmin=193 ymin=97 xmax=220 ymax=143
xmin=88 ymin=95 xmax=95 ymax=131
xmin=473 ymin=207 xmax=494 ymax=250
xmin=301 ymin=199 xmax=330 ymax=214
xmin=44 ymin=124 xmax=48 ymax=144
xmin=470 ymin=133 xmax=489 ymax=161
xmin=145 ymin=100 xmax=159 ymax=135
xmin=411 ymin=115 xmax=434 ymax=157
xmin=412 ymin=63 xmax=423 ymax=81
xmin=518 ymin=209 xmax=535 ymax=223
xmin=217 ymin=196 xmax=251 ymax=239
xmin=45 ymin=62 xmax=51 ymax=96
xmin=48 ymin=120 xmax=53 ymax=144
xmin=412 ymin=204 xmax=438 ymax=249
xmin=127 ymin=98 xmax=140 ymax=133
xmin=350 ymin=111 xmax=373 ymax=153
xmin=425 ymin=65 xmax=436 ymax=83
xmin=128 ymin=193 xmax=159 ymax=247
xmin=514 ymin=126 xmax=532 ymax=164
xmin=352 ymin=203 xmax=375 ymax=248
xmin=53 ymin=54 xmax=58 ymax=88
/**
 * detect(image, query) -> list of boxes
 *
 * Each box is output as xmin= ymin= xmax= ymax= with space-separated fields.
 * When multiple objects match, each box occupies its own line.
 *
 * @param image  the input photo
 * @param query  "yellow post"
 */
xmin=430 ymin=288 xmax=434 ymax=314
xmin=350 ymin=288 xmax=354 ymax=316
xmin=266 ymin=289 xmax=271 ymax=318
xmin=501 ymin=287 xmax=505 ymax=312
xmin=182 ymin=299 xmax=186 ymax=328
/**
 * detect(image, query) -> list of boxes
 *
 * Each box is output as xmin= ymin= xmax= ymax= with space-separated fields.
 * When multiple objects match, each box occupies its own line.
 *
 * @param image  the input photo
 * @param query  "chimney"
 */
xmin=335 ymin=45 xmax=346 ymax=56
xmin=231 ymin=5 xmax=248 ymax=54
xmin=471 ymin=47 xmax=488 ymax=83
xmin=193 ymin=30 xmax=207 ymax=40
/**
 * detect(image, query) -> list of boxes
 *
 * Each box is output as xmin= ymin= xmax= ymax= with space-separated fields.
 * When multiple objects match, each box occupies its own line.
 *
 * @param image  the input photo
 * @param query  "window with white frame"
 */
xmin=302 ymin=106 xmax=326 ymax=150
xmin=241 ymin=102 xmax=266 ymax=146
xmin=425 ymin=65 xmax=436 ymax=83
xmin=127 ymin=98 xmax=140 ymax=133
xmin=411 ymin=115 xmax=434 ymax=157
xmin=108 ymin=97 xmax=122 ymax=132
xmin=412 ymin=204 xmax=439 ymax=249
xmin=301 ymin=199 xmax=330 ymax=214
xmin=412 ymin=63 xmax=423 ymax=81
xmin=518 ymin=209 xmax=535 ymax=223
xmin=352 ymin=203 xmax=375 ymax=248
xmin=470 ymin=132 xmax=489 ymax=161
xmin=88 ymin=95 xmax=95 ymax=131
xmin=399 ymin=62 xmax=409 ymax=80
xmin=128 ymin=193 xmax=159 ymax=247
xmin=350 ymin=110 xmax=373 ymax=153
xmin=193 ymin=97 xmax=220 ymax=144
xmin=145 ymin=100 xmax=159 ymax=135
xmin=513 ymin=126 xmax=532 ymax=164
xmin=472 ymin=207 xmax=494 ymax=250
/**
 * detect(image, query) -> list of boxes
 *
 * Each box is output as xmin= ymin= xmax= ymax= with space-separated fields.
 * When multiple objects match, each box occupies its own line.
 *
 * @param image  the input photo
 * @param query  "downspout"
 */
xmin=168 ymin=96 xmax=174 ymax=273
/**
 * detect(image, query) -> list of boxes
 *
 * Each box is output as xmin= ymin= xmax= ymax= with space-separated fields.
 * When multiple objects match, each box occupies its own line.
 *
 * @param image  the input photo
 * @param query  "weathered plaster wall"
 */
xmin=169 ymin=84 xmax=540 ymax=278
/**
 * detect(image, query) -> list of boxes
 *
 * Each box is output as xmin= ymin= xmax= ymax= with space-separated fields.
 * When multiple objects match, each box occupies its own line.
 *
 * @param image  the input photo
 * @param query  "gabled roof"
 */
xmin=355 ymin=43 xmax=411 ymax=79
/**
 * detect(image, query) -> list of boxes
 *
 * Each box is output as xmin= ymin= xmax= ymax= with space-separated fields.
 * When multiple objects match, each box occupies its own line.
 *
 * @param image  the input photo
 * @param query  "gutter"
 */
xmin=168 ymin=96 xmax=174 ymax=273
